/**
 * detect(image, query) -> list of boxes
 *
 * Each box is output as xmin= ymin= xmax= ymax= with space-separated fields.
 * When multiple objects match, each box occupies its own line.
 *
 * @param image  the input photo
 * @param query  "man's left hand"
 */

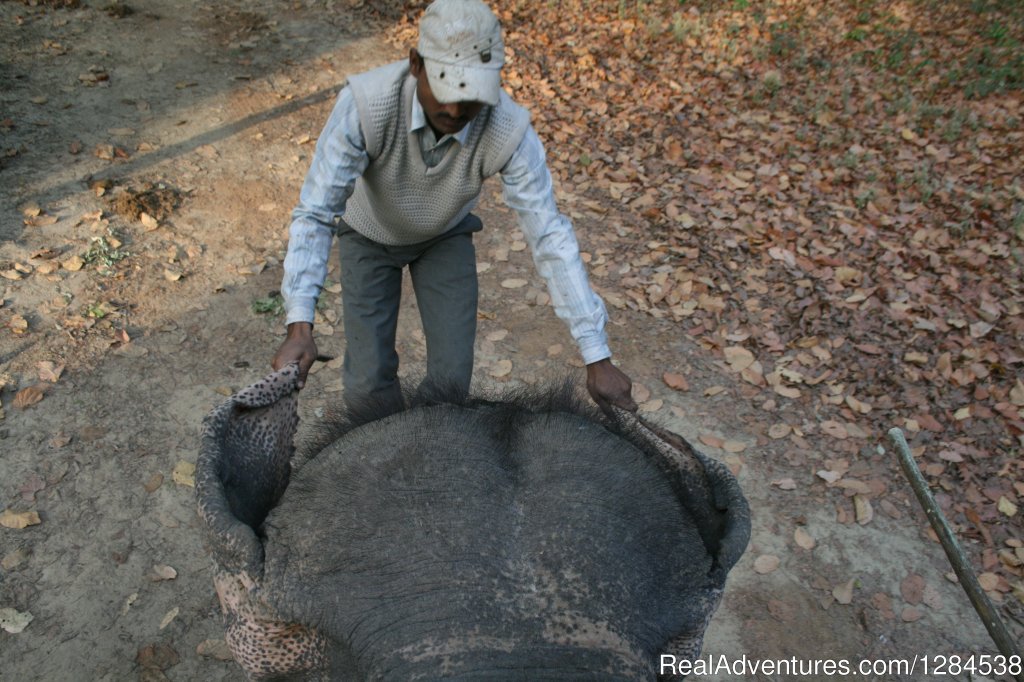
xmin=586 ymin=358 xmax=638 ymax=414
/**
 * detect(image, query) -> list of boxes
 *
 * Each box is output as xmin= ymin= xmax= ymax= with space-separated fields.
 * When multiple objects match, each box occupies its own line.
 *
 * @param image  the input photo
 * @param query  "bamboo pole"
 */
xmin=888 ymin=427 xmax=1022 ymax=680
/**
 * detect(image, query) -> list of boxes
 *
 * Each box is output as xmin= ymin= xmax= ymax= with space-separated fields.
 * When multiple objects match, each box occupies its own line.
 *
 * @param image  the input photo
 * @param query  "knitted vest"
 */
xmin=345 ymin=60 xmax=531 ymax=246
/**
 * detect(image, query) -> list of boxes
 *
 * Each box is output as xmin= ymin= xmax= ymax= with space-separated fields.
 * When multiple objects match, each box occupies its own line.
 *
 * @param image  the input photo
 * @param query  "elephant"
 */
xmin=195 ymin=365 xmax=750 ymax=680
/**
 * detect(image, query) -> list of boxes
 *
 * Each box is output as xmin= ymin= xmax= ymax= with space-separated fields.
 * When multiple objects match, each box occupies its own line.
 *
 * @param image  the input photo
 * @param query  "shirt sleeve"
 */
xmin=281 ymin=86 xmax=370 ymax=325
xmin=499 ymin=126 xmax=611 ymax=364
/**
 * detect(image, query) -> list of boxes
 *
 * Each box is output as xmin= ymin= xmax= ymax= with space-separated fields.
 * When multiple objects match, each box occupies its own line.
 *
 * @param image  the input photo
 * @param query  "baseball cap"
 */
xmin=417 ymin=0 xmax=504 ymax=106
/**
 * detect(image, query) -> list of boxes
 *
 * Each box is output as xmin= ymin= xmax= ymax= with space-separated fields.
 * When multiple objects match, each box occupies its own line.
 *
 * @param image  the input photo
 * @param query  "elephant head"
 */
xmin=196 ymin=367 xmax=750 ymax=680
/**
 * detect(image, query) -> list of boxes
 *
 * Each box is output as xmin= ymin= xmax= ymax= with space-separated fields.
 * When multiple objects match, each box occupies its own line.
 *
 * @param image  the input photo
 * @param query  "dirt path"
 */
xmin=0 ymin=1 xmax=1014 ymax=680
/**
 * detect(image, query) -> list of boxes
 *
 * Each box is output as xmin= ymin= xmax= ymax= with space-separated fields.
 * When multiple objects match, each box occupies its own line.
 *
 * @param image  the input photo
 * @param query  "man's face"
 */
xmin=410 ymin=49 xmax=486 ymax=137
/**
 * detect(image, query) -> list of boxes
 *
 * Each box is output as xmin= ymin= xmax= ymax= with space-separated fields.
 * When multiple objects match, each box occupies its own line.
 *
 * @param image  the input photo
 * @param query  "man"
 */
xmin=272 ymin=0 xmax=636 ymax=414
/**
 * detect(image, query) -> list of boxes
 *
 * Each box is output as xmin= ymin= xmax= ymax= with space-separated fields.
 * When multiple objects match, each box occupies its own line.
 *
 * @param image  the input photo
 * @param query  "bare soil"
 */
xmin=0 ymin=0 xmax=1016 ymax=680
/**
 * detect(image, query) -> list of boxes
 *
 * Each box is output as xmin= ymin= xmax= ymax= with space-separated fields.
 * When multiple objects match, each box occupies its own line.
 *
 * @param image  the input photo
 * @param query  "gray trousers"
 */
xmin=337 ymin=214 xmax=481 ymax=410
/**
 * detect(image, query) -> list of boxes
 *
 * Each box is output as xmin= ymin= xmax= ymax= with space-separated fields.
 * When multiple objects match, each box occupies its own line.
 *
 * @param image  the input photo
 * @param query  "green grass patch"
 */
xmin=252 ymin=293 xmax=285 ymax=316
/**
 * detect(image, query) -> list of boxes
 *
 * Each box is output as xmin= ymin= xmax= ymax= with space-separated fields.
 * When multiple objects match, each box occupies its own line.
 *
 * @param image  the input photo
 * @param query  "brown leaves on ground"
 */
xmin=0 ymin=509 xmax=41 ymax=529
xmin=13 ymin=386 xmax=45 ymax=409
xmin=390 ymin=0 xmax=1024 ymax=598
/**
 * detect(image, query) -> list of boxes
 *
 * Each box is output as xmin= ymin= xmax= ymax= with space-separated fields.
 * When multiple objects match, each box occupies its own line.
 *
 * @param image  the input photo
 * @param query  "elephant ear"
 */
xmin=196 ymin=364 xmax=300 ymax=575
xmin=612 ymin=408 xmax=751 ymax=581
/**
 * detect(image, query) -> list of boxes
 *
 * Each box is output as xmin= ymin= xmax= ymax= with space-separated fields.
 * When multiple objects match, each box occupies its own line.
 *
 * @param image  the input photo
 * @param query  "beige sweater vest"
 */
xmin=345 ymin=60 xmax=531 ymax=246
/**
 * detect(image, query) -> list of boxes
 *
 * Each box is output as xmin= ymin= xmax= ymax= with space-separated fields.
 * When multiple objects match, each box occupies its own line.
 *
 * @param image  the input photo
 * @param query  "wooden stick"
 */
xmin=888 ymin=427 xmax=1022 ymax=679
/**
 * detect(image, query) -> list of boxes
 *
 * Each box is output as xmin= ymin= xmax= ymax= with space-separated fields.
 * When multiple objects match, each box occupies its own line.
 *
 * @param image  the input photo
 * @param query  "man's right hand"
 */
xmin=272 ymin=322 xmax=317 ymax=389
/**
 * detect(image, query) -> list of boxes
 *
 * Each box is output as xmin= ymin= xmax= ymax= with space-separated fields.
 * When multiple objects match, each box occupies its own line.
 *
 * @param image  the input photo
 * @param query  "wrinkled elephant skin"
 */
xmin=196 ymin=368 xmax=750 ymax=680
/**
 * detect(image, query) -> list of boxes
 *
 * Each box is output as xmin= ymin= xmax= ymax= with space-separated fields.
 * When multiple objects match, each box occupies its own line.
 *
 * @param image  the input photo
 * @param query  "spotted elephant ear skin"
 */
xmin=195 ymin=364 xmax=300 ymax=575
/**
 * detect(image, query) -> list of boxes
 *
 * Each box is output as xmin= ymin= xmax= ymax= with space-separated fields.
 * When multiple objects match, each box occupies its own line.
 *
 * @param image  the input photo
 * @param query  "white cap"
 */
xmin=417 ymin=0 xmax=504 ymax=106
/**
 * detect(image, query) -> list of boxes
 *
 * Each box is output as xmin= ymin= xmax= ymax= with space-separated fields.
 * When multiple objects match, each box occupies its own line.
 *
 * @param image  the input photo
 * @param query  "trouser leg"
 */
xmin=409 ymin=223 xmax=479 ymax=399
xmin=337 ymin=229 xmax=403 ymax=411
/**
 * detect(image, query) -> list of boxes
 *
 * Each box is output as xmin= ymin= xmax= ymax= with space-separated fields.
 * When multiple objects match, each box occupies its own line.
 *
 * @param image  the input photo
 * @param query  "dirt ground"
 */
xmin=0 ymin=0 xmax=1018 ymax=680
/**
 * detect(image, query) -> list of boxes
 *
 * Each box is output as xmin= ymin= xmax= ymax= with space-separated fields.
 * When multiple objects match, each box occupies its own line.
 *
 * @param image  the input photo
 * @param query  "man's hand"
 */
xmin=586 ymin=358 xmax=637 ymax=415
xmin=272 ymin=322 xmax=318 ymax=389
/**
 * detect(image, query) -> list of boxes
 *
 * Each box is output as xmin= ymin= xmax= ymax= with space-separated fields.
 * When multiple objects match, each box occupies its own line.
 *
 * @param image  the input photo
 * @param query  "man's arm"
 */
xmin=500 ymin=127 xmax=636 ymax=412
xmin=272 ymin=87 xmax=369 ymax=388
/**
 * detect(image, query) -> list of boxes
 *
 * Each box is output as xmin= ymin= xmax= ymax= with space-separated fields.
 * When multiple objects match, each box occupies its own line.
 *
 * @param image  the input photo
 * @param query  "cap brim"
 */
xmin=424 ymin=59 xmax=501 ymax=106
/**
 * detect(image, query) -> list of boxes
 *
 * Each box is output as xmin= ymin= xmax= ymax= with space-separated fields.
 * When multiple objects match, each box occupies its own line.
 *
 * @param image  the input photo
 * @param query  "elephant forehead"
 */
xmin=261 ymin=405 xmax=711 ymax=658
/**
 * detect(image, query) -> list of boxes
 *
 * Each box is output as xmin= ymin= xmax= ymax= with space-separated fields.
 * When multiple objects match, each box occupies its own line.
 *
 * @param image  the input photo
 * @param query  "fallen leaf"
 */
xmin=500 ymin=278 xmax=528 ymax=289
xmin=1 ymin=548 xmax=30 ymax=570
xmin=724 ymin=346 xmax=755 ymax=371
xmin=632 ymin=383 xmax=651 ymax=402
xmin=820 ymin=420 xmax=849 ymax=439
xmin=638 ymin=398 xmax=663 ymax=413
xmin=794 ymin=527 xmax=816 ymax=550
xmin=768 ymin=423 xmax=791 ymax=439
xmin=196 ymin=639 xmax=234 ymax=661
xmin=119 ymin=593 xmax=139 ymax=617
xmin=978 ymin=572 xmax=1000 ymax=591
xmin=915 ymin=413 xmax=944 ymax=432
xmin=37 ymin=361 xmax=65 ymax=383
xmin=150 ymin=564 xmax=177 ymax=581
xmin=1010 ymin=379 xmax=1024 ymax=407
xmin=159 ymin=607 xmax=179 ymax=630
xmin=772 ymin=478 xmax=797 ymax=490
xmin=486 ymin=329 xmax=508 ymax=342
xmin=901 ymin=606 xmax=923 ymax=622
xmin=49 ymin=432 xmax=72 ymax=448
xmin=817 ymin=469 xmax=843 ymax=484
xmin=0 ymin=608 xmax=33 ymax=634
xmin=144 ymin=473 xmax=164 ymax=493
xmin=489 ymin=359 xmax=512 ymax=378
xmin=114 ymin=343 xmax=149 ymax=358
xmin=689 ymin=431 xmax=720 ymax=449
xmin=0 ymin=509 xmax=41 ymax=529
xmin=904 ymin=351 xmax=929 ymax=365
xmin=773 ymin=384 xmax=801 ymax=399
xmin=13 ymin=386 xmax=44 ymax=409
xmin=833 ymin=579 xmax=855 ymax=604
xmin=662 ymin=372 xmax=688 ymax=391
xmin=753 ymin=555 xmax=780 ymax=574
xmin=703 ymin=385 xmax=726 ymax=397
xmin=998 ymin=497 xmax=1018 ymax=517
xmin=171 ymin=461 xmax=195 ymax=487
xmin=901 ymin=574 xmax=926 ymax=604
xmin=854 ymin=495 xmax=874 ymax=524
xmin=922 ymin=583 xmax=943 ymax=610
xmin=18 ymin=474 xmax=45 ymax=502
xmin=970 ymin=321 xmax=994 ymax=338
xmin=722 ymin=440 xmax=746 ymax=453
xmin=845 ymin=395 xmax=872 ymax=414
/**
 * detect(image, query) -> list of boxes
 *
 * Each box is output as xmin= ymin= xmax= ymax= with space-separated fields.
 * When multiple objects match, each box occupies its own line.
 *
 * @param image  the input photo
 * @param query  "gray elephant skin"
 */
xmin=196 ymin=365 xmax=750 ymax=680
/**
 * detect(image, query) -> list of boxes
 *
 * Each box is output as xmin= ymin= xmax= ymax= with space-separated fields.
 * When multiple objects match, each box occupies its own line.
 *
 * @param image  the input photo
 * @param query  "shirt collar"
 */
xmin=410 ymin=92 xmax=473 ymax=146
